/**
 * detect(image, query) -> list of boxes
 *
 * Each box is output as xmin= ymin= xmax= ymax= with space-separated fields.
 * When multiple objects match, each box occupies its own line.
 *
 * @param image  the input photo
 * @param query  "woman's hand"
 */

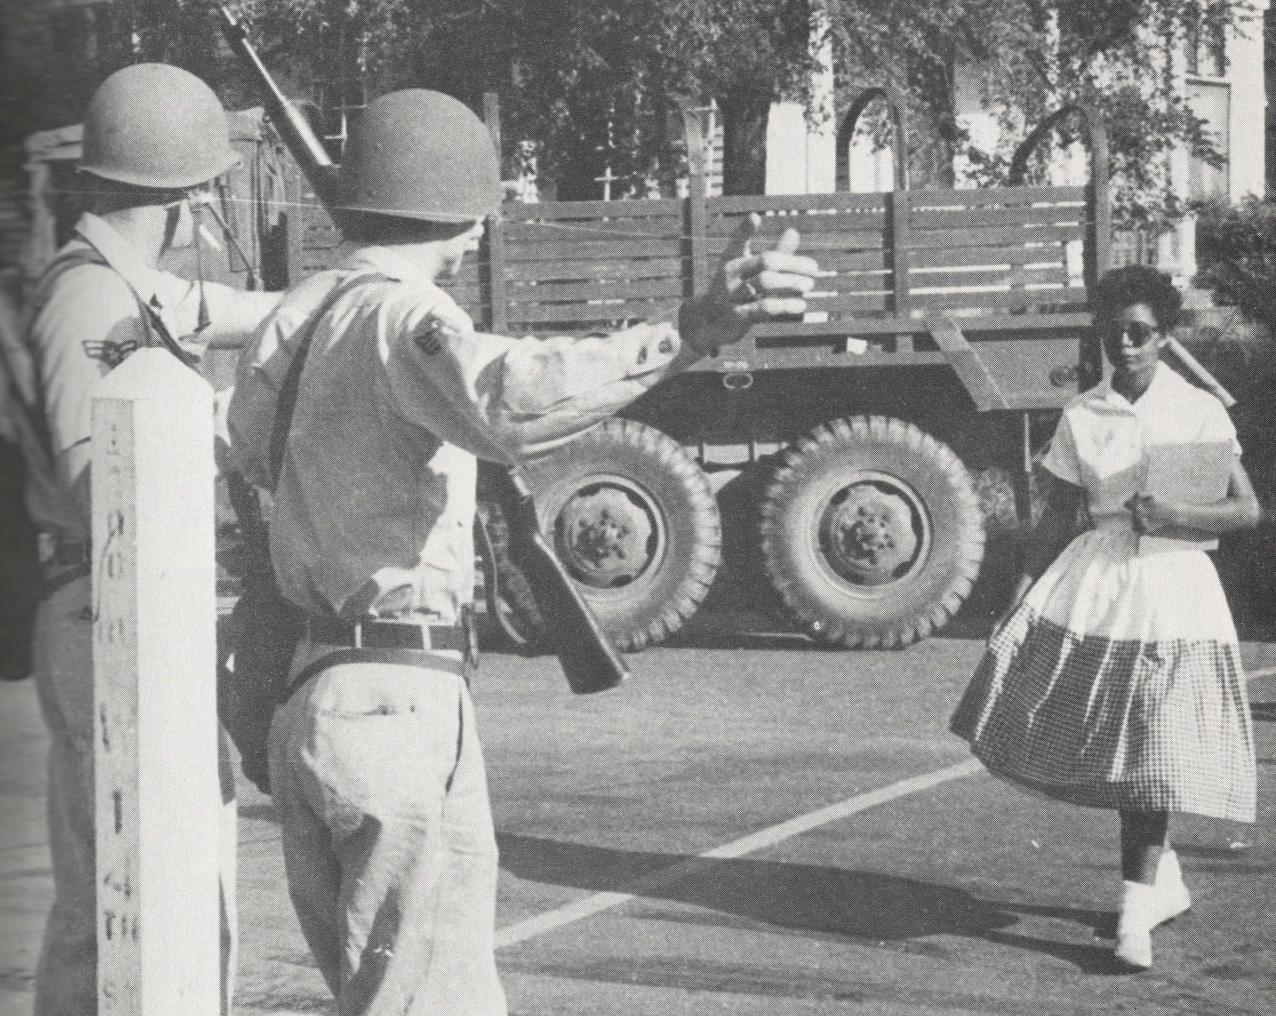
xmin=1126 ymin=493 xmax=1176 ymax=535
xmin=1127 ymin=458 xmax=1262 ymax=536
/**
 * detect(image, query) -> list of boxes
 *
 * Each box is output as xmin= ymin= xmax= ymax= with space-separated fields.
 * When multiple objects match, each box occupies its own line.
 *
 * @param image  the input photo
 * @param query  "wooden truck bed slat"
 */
xmin=503 ymin=216 xmax=684 ymax=241
xmin=504 ymin=256 xmax=687 ymax=283
xmin=502 ymin=197 xmax=684 ymax=219
xmin=507 ymin=277 xmax=686 ymax=303
xmin=908 ymin=264 xmax=1069 ymax=290
xmin=502 ymin=235 xmax=683 ymax=262
xmin=909 ymin=184 xmax=1087 ymax=208
xmin=704 ymin=230 xmax=886 ymax=253
xmin=706 ymin=192 xmax=889 ymax=214
xmin=706 ymin=209 xmax=888 ymax=235
xmin=910 ymin=244 xmax=1069 ymax=269
xmin=909 ymin=203 xmax=1087 ymax=230
xmin=507 ymin=299 xmax=680 ymax=325
xmin=746 ymin=311 xmax=1092 ymax=338
xmin=905 ymin=223 xmax=1085 ymax=250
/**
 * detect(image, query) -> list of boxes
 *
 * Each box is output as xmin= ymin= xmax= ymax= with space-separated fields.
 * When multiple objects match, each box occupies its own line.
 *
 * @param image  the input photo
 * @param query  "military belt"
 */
xmin=306 ymin=615 xmax=468 ymax=653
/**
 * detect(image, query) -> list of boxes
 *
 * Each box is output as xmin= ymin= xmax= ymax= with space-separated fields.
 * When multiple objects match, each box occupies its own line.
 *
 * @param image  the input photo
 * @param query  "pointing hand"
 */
xmin=680 ymin=213 xmax=821 ymax=353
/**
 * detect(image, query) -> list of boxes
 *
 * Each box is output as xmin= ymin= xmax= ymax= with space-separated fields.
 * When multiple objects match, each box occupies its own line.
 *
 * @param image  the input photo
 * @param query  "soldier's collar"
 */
xmin=73 ymin=213 xmax=169 ymax=305
xmin=344 ymin=245 xmax=440 ymax=288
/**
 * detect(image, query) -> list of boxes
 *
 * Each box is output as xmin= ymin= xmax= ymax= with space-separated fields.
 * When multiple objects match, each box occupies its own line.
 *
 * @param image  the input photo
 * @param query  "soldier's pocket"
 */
xmin=306 ymin=666 xmax=464 ymax=821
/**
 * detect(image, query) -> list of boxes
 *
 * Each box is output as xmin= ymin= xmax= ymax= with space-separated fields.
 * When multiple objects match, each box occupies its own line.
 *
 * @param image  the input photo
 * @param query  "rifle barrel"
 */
xmin=218 ymin=6 xmax=340 ymax=205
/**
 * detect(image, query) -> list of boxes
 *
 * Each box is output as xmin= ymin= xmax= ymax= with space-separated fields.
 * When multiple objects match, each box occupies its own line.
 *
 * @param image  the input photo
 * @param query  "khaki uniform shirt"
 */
xmin=228 ymin=245 xmax=693 ymax=623
xmin=20 ymin=213 xmax=250 ymax=541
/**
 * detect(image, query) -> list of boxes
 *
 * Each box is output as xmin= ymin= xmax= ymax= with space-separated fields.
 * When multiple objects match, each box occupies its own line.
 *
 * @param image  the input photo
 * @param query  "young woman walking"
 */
xmin=951 ymin=265 xmax=1260 ymax=970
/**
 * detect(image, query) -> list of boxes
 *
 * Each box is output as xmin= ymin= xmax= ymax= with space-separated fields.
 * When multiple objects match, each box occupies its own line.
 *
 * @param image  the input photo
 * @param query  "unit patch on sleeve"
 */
xmin=412 ymin=313 xmax=466 ymax=357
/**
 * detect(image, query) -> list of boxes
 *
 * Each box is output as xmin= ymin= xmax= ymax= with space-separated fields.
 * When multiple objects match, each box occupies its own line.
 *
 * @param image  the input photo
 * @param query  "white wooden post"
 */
xmin=92 ymin=348 xmax=220 ymax=1014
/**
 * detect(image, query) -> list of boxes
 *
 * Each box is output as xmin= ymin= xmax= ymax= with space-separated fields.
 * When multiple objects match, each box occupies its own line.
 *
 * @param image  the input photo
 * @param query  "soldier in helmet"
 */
xmin=15 ymin=64 xmax=280 ymax=1016
xmin=228 ymin=89 xmax=819 ymax=1015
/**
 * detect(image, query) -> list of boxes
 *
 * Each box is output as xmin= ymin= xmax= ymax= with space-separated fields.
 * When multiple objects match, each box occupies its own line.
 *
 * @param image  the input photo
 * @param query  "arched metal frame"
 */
xmin=835 ymin=87 xmax=910 ymax=193
xmin=1007 ymin=103 xmax=1111 ymax=284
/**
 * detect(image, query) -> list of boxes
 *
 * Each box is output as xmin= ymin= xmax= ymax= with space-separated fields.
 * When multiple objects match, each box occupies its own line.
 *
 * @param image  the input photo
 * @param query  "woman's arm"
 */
xmin=994 ymin=474 xmax=1085 ymax=633
xmin=1129 ymin=456 xmax=1261 ymax=535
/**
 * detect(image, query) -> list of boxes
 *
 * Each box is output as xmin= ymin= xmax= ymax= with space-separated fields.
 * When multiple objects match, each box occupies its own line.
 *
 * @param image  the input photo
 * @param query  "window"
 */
xmin=1188 ymin=80 xmax=1230 ymax=201
xmin=1186 ymin=5 xmax=1227 ymax=78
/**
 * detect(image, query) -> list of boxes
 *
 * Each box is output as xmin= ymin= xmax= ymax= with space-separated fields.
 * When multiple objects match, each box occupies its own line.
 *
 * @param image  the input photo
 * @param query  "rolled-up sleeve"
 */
xmin=381 ymin=287 xmax=692 ymax=461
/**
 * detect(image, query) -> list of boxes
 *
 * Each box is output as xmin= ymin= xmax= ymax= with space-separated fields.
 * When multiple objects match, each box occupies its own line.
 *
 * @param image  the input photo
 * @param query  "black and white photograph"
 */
xmin=0 ymin=1 xmax=1273 ymax=1013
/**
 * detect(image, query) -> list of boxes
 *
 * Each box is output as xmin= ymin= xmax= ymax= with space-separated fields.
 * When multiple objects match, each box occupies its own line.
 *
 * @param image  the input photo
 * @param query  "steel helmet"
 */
xmin=338 ymin=90 xmax=503 ymax=223
xmin=80 ymin=64 xmax=239 ymax=189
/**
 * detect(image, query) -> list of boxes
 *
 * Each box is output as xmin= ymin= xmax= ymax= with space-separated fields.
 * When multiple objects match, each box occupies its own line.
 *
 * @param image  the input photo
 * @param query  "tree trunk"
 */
xmin=719 ymin=94 xmax=771 ymax=196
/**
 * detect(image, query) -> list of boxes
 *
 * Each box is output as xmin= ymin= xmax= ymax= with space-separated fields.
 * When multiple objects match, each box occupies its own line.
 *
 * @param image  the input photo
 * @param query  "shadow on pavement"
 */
xmin=497 ymin=834 xmax=1121 ymax=972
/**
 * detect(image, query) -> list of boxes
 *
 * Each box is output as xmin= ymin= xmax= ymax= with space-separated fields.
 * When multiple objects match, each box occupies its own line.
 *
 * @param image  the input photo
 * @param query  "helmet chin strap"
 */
xmin=191 ymin=198 xmax=211 ymax=334
xmin=159 ymin=196 xmax=211 ymax=334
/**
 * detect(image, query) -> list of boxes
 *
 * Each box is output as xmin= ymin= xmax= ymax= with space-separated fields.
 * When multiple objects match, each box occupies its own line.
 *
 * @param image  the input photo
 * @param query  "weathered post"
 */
xmin=92 ymin=348 xmax=220 ymax=1014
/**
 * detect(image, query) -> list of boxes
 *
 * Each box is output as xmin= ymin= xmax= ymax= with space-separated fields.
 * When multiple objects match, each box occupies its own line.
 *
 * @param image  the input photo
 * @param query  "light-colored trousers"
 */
xmin=32 ymin=577 xmax=238 ymax=1016
xmin=268 ymin=640 xmax=507 ymax=1016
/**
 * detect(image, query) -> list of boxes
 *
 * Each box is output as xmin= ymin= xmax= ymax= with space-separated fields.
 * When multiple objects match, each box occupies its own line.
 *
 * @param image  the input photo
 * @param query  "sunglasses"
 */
xmin=1103 ymin=321 xmax=1159 ymax=347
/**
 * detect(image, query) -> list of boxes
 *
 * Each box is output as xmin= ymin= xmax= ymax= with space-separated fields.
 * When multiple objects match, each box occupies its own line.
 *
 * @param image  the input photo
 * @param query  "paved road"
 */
xmin=3 ymin=633 xmax=1274 ymax=1016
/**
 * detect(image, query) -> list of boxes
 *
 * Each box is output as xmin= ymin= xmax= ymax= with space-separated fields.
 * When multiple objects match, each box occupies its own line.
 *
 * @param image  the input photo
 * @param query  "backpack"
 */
xmin=219 ymin=271 xmax=383 ymax=793
xmin=0 ymin=247 xmax=195 ymax=681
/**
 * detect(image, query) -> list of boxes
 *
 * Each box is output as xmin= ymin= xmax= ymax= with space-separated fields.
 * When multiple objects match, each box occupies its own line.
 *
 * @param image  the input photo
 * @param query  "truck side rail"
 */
xmin=285 ymin=103 xmax=1111 ymax=409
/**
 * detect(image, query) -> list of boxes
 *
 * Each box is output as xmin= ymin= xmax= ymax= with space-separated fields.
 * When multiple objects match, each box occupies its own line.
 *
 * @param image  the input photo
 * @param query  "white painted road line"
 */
xmin=495 ymin=757 xmax=984 ymax=949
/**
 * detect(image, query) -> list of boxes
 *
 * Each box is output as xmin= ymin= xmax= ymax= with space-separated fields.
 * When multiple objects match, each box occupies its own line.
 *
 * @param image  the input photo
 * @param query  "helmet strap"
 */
xmin=191 ymin=199 xmax=211 ymax=334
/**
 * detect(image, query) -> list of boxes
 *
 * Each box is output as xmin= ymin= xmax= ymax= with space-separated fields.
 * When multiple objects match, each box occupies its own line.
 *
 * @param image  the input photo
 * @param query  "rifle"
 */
xmin=218 ymin=5 xmax=629 ymax=694
xmin=217 ymin=6 xmax=340 ymax=207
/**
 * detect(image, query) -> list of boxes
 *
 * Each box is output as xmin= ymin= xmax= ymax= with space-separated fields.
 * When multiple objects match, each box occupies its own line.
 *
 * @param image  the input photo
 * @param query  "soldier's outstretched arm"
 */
xmin=176 ymin=282 xmax=282 ymax=350
xmin=382 ymin=216 xmax=819 ymax=461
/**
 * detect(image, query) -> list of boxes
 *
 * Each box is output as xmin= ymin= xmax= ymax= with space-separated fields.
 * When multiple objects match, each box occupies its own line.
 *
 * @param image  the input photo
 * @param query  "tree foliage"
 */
xmin=944 ymin=0 xmax=1246 ymax=226
xmin=1197 ymin=196 xmax=1276 ymax=330
xmin=0 ymin=0 xmax=1256 ymax=219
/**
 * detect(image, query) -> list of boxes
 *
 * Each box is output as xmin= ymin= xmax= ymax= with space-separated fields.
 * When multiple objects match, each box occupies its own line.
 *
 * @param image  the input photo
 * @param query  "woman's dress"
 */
xmin=951 ymin=363 xmax=1256 ymax=822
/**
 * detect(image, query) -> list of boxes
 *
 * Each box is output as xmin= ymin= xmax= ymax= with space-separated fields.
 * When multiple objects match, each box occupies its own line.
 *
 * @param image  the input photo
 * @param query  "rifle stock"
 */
xmin=502 ymin=470 xmax=629 ymax=694
xmin=1163 ymin=336 xmax=1236 ymax=408
xmin=223 ymin=9 xmax=629 ymax=694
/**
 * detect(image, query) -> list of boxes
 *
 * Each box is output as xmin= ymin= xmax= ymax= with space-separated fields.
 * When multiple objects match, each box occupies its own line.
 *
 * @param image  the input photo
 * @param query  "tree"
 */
xmin=898 ymin=0 xmax=1245 ymax=226
xmin=1 ymin=0 xmax=1251 ymax=217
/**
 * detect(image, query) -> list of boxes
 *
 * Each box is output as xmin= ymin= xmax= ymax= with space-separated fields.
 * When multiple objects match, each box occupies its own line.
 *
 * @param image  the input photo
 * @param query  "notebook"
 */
xmin=1138 ymin=440 xmax=1234 ymax=553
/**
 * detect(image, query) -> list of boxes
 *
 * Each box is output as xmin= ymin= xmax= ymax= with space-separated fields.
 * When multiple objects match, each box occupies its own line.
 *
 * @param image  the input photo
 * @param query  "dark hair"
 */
xmin=337 ymin=210 xmax=478 ymax=246
xmin=1092 ymin=264 xmax=1182 ymax=330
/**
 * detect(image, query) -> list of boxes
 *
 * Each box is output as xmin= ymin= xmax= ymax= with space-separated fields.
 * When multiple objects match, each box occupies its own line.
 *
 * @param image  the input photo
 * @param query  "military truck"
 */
xmin=20 ymin=89 xmax=1113 ymax=650
xmin=280 ymin=91 xmax=1118 ymax=652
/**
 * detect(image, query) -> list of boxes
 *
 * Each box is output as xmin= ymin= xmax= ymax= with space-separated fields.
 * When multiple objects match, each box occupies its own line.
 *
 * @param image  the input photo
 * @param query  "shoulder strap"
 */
xmin=31 ymin=244 xmax=196 ymax=368
xmin=268 ymin=272 xmax=388 ymax=489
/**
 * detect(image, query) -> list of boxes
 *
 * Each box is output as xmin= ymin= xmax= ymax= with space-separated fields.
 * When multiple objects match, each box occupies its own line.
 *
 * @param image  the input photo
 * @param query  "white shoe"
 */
xmin=1150 ymin=848 xmax=1191 ymax=927
xmin=1114 ymin=880 xmax=1156 ymax=970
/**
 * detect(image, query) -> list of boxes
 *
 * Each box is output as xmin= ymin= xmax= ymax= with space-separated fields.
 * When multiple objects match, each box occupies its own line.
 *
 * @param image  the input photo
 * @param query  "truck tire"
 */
xmin=523 ymin=418 xmax=721 ymax=651
xmin=760 ymin=416 xmax=984 ymax=648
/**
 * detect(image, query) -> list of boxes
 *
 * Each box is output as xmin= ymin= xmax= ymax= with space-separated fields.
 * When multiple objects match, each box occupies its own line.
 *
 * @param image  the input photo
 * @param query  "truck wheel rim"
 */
xmin=552 ymin=477 xmax=665 ymax=592
xmin=810 ymin=471 xmax=931 ymax=592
